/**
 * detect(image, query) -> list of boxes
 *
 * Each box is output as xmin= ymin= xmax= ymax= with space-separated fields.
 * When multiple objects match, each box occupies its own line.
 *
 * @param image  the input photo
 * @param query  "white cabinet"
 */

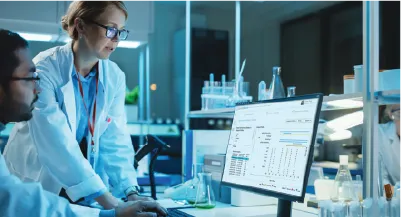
xmin=0 ymin=1 xmax=58 ymax=24
xmin=0 ymin=1 xmax=61 ymax=35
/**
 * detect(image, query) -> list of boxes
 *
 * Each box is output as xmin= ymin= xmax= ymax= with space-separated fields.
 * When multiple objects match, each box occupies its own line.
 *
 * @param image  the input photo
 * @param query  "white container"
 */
xmin=353 ymin=65 xmax=363 ymax=93
xmin=343 ymin=75 xmax=355 ymax=94
xmin=125 ymin=105 xmax=138 ymax=123
xmin=230 ymin=188 xmax=277 ymax=207
xmin=378 ymin=69 xmax=400 ymax=91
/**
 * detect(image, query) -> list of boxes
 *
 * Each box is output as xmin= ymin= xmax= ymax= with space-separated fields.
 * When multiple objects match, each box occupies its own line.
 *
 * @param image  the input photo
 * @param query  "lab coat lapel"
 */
xmin=90 ymin=60 xmax=105 ymax=142
xmin=60 ymin=43 xmax=77 ymax=138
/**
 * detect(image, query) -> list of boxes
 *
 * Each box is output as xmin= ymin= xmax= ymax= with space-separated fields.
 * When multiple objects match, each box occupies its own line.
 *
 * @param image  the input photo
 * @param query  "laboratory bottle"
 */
xmin=330 ymin=155 xmax=356 ymax=203
xmin=268 ymin=66 xmax=285 ymax=99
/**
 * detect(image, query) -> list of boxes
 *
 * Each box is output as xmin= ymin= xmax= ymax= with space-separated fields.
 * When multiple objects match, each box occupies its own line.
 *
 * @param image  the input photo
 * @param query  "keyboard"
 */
xmin=166 ymin=208 xmax=195 ymax=217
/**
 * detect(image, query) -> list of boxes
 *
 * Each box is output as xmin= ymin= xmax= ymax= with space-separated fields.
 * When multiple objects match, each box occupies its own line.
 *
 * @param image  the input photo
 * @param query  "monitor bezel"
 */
xmin=221 ymin=94 xmax=323 ymax=203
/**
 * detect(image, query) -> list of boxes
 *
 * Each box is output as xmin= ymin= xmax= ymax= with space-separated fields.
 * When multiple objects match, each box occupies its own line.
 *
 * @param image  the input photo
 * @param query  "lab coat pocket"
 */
xmin=98 ymin=116 xmax=112 ymax=137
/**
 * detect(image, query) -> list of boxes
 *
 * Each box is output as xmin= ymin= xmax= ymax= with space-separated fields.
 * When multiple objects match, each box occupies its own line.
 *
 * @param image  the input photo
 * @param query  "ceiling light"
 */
xmin=118 ymin=41 xmax=141 ymax=49
xmin=324 ymin=111 xmax=363 ymax=134
xmin=17 ymin=32 xmax=53 ymax=42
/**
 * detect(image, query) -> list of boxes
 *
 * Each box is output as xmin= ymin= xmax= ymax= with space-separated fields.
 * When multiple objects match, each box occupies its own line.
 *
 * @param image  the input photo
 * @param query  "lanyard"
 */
xmin=76 ymin=64 xmax=99 ymax=153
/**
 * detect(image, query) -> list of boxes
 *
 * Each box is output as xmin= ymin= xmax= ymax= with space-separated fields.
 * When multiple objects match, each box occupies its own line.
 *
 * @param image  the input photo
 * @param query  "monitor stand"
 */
xmin=277 ymin=199 xmax=292 ymax=217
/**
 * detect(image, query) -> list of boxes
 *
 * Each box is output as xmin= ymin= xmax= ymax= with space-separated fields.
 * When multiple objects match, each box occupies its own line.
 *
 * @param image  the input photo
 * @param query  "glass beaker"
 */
xmin=194 ymin=172 xmax=216 ymax=209
xmin=185 ymin=163 xmax=204 ymax=204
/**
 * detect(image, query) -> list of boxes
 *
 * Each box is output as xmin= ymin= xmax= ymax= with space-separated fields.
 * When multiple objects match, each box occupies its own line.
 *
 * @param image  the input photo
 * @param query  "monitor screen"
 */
xmin=221 ymin=95 xmax=322 ymax=200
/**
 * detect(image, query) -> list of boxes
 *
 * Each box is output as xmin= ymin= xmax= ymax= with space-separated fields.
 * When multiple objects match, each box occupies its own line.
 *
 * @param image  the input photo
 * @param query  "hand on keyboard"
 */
xmin=116 ymin=200 xmax=168 ymax=217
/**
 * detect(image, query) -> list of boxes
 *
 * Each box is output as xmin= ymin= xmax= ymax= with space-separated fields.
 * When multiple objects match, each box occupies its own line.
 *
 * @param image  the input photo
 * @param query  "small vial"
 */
xmin=287 ymin=86 xmax=296 ymax=97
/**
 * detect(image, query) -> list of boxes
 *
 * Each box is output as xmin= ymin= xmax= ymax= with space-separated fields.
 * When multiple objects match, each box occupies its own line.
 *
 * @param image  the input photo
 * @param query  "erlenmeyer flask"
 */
xmin=330 ymin=155 xmax=356 ymax=203
xmin=268 ymin=66 xmax=285 ymax=99
xmin=194 ymin=172 xmax=216 ymax=209
xmin=185 ymin=163 xmax=204 ymax=204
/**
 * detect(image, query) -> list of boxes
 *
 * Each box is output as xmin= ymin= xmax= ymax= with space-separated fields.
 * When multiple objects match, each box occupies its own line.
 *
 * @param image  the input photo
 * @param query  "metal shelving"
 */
xmin=187 ymin=93 xmax=366 ymax=119
xmin=375 ymin=89 xmax=400 ymax=105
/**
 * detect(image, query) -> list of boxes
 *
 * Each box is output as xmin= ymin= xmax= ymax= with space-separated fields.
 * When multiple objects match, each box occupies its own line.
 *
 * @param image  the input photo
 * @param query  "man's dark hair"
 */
xmin=0 ymin=29 xmax=28 ymax=82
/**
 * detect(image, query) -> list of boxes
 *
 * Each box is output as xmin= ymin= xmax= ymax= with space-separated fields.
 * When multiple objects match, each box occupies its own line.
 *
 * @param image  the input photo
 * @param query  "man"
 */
xmin=0 ymin=29 xmax=167 ymax=217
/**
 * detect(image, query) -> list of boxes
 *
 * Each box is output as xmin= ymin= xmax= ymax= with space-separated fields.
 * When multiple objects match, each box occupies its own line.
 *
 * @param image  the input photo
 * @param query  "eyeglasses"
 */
xmin=9 ymin=71 xmax=40 ymax=90
xmin=87 ymin=20 xmax=129 ymax=40
xmin=391 ymin=108 xmax=400 ymax=120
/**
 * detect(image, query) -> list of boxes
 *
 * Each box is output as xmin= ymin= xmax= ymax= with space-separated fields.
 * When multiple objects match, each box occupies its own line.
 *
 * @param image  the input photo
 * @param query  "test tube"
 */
xmin=239 ymin=76 xmax=244 ymax=96
xmin=222 ymin=74 xmax=226 ymax=96
xmin=318 ymin=200 xmax=330 ymax=217
xmin=378 ymin=197 xmax=386 ymax=216
xmin=362 ymin=198 xmax=373 ymax=217
xmin=258 ymin=81 xmax=266 ymax=101
xmin=349 ymin=200 xmax=362 ymax=217
xmin=287 ymin=86 xmax=296 ymax=97
xmin=210 ymin=73 xmax=214 ymax=93
xmin=391 ymin=198 xmax=400 ymax=217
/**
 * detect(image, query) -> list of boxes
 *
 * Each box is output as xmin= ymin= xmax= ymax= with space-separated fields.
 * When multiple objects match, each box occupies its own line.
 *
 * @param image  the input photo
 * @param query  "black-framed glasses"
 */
xmin=9 ymin=71 xmax=40 ymax=89
xmin=87 ymin=20 xmax=129 ymax=40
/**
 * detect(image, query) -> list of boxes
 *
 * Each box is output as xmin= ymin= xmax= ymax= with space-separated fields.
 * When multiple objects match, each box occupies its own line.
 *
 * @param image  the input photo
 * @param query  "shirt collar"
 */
xmin=72 ymin=65 xmax=97 ymax=79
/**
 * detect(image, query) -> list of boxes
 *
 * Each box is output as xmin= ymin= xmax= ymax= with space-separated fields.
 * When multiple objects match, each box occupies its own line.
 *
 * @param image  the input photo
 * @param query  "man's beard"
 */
xmin=0 ymin=95 xmax=36 ymax=123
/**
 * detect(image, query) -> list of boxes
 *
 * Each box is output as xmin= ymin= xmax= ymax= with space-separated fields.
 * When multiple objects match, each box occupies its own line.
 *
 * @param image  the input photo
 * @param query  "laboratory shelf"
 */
xmin=374 ymin=89 xmax=400 ymax=105
xmin=187 ymin=107 xmax=235 ymax=119
xmin=188 ymin=93 xmax=365 ymax=119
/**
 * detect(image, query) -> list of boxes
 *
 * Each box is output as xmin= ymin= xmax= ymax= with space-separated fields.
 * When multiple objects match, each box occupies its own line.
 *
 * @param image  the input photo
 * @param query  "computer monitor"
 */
xmin=221 ymin=94 xmax=323 ymax=217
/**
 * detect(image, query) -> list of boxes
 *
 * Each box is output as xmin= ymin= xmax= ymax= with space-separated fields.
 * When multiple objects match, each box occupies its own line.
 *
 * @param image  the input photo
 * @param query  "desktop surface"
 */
xmin=159 ymin=199 xmax=318 ymax=217
xmin=221 ymin=95 xmax=322 ymax=203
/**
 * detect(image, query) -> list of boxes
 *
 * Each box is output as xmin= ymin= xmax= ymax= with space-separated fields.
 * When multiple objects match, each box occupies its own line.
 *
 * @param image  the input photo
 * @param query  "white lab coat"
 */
xmin=3 ymin=42 xmax=138 ymax=202
xmin=0 ymin=154 xmax=100 ymax=217
xmin=378 ymin=121 xmax=400 ymax=186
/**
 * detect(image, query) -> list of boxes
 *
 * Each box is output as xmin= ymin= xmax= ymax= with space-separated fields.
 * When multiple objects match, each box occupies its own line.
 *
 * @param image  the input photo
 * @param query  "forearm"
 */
xmin=95 ymin=192 xmax=120 ymax=209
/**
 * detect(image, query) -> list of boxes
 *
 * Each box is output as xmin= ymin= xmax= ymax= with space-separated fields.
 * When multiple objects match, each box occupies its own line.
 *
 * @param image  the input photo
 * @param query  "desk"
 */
xmin=158 ymin=198 xmax=318 ymax=217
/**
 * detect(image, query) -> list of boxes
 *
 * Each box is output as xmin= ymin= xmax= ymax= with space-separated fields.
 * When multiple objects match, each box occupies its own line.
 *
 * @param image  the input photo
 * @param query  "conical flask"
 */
xmin=194 ymin=172 xmax=216 ymax=209
xmin=330 ymin=155 xmax=356 ymax=203
xmin=268 ymin=66 xmax=285 ymax=99
xmin=186 ymin=163 xmax=204 ymax=204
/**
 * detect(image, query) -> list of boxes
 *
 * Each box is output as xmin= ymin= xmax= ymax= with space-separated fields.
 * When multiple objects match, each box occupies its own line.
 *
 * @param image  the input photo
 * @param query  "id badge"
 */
xmin=89 ymin=153 xmax=95 ymax=168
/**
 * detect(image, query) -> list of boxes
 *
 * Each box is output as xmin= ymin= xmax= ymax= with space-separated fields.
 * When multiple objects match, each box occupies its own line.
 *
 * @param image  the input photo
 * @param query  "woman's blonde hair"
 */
xmin=61 ymin=1 xmax=128 ymax=40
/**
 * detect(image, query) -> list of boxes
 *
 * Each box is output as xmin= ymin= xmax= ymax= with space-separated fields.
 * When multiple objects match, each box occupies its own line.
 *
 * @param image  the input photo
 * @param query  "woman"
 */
xmin=4 ymin=1 xmax=149 ymax=209
xmin=379 ymin=104 xmax=400 ymax=187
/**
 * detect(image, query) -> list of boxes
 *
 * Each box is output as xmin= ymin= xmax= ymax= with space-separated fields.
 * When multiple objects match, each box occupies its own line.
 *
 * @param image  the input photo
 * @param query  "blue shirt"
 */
xmin=72 ymin=66 xmax=107 ymax=202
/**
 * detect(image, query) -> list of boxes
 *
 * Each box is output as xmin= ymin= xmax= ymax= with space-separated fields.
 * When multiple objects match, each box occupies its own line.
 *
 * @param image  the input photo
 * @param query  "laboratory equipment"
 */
xmin=330 ymin=155 xmax=356 ymax=203
xmin=349 ymin=200 xmax=362 ymax=217
xmin=268 ymin=66 xmax=285 ymax=99
xmin=201 ymin=73 xmax=252 ymax=110
xmin=134 ymin=134 xmax=170 ymax=200
xmin=391 ymin=197 xmax=400 ymax=217
xmin=318 ymin=200 xmax=331 ymax=217
xmin=221 ymin=94 xmax=323 ymax=217
xmin=332 ymin=202 xmax=347 ymax=217
xmin=203 ymin=154 xmax=231 ymax=203
xmin=258 ymin=81 xmax=267 ymax=101
xmin=362 ymin=198 xmax=373 ymax=217
xmin=355 ymin=175 xmax=363 ymax=202
xmin=287 ymin=86 xmax=296 ymax=97
xmin=186 ymin=163 xmax=204 ymax=204
xmin=353 ymin=65 xmax=363 ymax=93
xmin=343 ymin=75 xmax=355 ymax=94
xmin=194 ymin=172 xmax=216 ymax=209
